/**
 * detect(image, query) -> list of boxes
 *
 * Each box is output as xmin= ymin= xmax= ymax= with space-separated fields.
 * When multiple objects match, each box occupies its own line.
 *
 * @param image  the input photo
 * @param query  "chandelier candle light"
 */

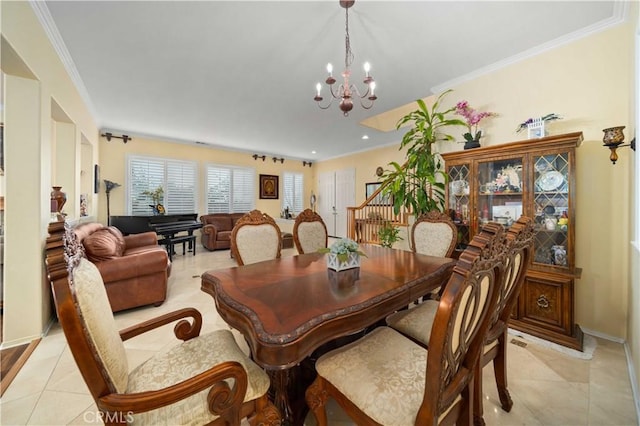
xmin=314 ymin=0 xmax=377 ymax=116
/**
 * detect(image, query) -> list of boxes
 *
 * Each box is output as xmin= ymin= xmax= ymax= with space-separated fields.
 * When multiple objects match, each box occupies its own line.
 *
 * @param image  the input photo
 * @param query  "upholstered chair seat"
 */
xmin=127 ymin=330 xmax=271 ymax=425
xmin=314 ymin=327 xmax=428 ymax=425
xmin=385 ymin=299 xmax=439 ymax=346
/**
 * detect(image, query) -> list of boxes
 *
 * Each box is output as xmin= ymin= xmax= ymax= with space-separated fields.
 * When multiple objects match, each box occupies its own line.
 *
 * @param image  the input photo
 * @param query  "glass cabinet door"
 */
xmin=477 ymin=158 xmax=524 ymax=231
xmin=447 ymin=163 xmax=471 ymax=251
xmin=533 ymin=152 xmax=570 ymax=269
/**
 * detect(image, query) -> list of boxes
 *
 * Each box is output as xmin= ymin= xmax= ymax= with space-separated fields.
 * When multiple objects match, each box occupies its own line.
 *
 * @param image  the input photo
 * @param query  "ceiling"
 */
xmin=41 ymin=1 xmax=621 ymax=161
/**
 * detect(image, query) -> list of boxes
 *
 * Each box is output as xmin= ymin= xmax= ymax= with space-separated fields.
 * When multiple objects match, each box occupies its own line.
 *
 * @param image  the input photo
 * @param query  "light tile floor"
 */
xmin=1 ymin=245 xmax=638 ymax=425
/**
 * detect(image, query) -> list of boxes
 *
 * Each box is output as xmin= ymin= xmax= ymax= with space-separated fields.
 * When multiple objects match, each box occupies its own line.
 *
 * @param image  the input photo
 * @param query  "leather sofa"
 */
xmin=73 ymin=222 xmax=171 ymax=312
xmin=200 ymin=213 xmax=246 ymax=251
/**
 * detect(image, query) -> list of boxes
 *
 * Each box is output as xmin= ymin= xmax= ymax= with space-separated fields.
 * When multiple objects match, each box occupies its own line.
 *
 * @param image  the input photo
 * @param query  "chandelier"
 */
xmin=314 ymin=0 xmax=377 ymax=116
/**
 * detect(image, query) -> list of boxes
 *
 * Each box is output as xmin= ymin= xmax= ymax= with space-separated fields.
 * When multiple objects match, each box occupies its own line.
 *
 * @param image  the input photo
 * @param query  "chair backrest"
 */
xmin=45 ymin=221 xmax=129 ymax=403
xmin=293 ymin=208 xmax=328 ymax=254
xmin=231 ymin=210 xmax=282 ymax=266
xmin=416 ymin=222 xmax=506 ymax=422
xmin=411 ymin=211 xmax=457 ymax=257
xmin=493 ymin=216 xmax=535 ymax=328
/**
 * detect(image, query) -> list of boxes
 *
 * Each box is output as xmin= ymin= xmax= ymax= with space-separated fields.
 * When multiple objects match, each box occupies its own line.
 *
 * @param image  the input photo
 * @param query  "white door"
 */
xmin=317 ymin=169 xmax=355 ymax=238
xmin=334 ymin=168 xmax=355 ymax=238
xmin=318 ymin=171 xmax=336 ymax=236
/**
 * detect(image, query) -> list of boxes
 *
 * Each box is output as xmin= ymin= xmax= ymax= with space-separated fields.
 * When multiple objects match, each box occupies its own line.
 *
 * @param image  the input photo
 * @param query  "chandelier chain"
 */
xmin=344 ymin=6 xmax=353 ymax=71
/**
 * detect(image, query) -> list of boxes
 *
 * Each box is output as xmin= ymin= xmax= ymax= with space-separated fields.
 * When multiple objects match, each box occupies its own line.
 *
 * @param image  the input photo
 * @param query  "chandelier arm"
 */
xmin=359 ymin=99 xmax=375 ymax=110
xmin=315 ymin=97 xmax=334 ymax=110
xmin=349 ymin=83 xmax=370 ymax=100
xmin=328 ymin=83 xmax=345 ymax=100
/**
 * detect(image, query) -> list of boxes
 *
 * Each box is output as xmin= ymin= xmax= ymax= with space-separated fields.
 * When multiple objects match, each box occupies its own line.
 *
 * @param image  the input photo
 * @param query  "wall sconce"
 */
xmin=602 ymin=126 xmax=635 ymax=164
xmin=303 ymin=161 xmax=313 ymax=167
xmin=102 ymin=132 xmax=131 ymax=143
xmin=272 ymin=157 xmax=284 ymax=164
xmin=252 ymin=154 xmax=266 ymax=161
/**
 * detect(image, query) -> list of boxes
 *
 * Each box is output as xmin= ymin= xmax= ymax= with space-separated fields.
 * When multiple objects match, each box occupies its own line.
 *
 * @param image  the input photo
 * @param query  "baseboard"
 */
xmin=623 ymin=342 xmax=640 ymax=426
xmin=0 ymin=334 xmax=40 ymax=350
xmin=580 ymin=326 xmax=625 ymax=344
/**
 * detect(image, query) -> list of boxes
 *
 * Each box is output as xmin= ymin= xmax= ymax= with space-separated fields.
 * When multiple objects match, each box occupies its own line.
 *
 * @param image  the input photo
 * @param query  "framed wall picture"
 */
xmin=259 ymin=174 xmax=279 ymax=199
xmin=365 ymin=182 xmax=392 ymax=205
xmin=93 ymin=164 xmax=100 ymax=194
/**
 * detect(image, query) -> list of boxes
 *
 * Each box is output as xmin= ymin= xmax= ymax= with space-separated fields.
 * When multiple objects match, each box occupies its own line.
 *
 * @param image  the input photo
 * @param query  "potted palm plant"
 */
xmin=380 ymin=89 xmax=466 ymax=216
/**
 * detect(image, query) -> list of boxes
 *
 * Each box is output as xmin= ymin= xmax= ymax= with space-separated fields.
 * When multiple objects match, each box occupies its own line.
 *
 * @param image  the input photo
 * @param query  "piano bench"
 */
xmin=162 ymin=235 xmax=197 ymax=260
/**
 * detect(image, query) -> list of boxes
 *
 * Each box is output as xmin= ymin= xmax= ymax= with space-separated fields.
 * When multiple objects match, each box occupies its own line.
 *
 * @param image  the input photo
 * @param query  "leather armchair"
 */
xmin=200 ymin=213 xmax=245 ymax=251
xmin=74 ymin=222 xmax=171 ymax=312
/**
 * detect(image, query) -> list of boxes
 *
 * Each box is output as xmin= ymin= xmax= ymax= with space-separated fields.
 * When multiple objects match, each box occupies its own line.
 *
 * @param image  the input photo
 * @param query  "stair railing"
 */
xmin=346 ymin=180 xmax=410 ymax=244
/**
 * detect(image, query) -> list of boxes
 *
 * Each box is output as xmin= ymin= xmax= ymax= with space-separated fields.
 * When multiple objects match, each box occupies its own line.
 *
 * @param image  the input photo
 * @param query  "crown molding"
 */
xmin=29 ymin=1 xmax=98 ymax=121
xmin=431 ymin=1 xmax=629 ymax=94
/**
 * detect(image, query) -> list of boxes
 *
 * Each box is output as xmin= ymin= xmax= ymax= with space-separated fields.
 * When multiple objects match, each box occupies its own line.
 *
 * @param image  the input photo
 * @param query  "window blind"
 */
xmin=128 ymin=156 xmax=197 ymax=215
xmin=206 ymin=164 xmax=255 ymax=213
xmin=283 ymin=172 xmax=304 ymax=214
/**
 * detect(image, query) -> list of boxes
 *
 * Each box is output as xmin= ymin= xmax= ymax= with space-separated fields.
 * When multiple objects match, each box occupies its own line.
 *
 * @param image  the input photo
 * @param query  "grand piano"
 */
xmin=110 ymin=213 xmax=199 ymax=235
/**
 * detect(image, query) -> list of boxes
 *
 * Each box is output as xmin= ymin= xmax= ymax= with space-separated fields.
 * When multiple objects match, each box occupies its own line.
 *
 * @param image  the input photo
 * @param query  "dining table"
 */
xmin=200 ymin=244 xmax=456 ymax=425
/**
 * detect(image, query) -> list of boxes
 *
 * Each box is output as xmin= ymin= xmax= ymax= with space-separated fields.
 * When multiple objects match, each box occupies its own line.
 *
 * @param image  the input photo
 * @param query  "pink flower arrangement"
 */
xmin=455 ymin=101 xmax=497 ymax=143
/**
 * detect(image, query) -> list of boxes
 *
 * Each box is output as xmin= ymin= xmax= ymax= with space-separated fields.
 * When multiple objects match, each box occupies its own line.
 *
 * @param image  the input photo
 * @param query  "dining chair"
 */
xmin=385 ymin=222 xmax=504 ymax=347
xmin=230 ymin=210 xmax=282 ymax=266
xmin=385 ymin=218 xmax=534 ymax=425
xmin=411 ymin=210 xmax=458 ymax=258
xmin=411 ymin=210 xmax=458 ymax=300
xmin=305 ymin=224 xmax=506 ymax=426
xmin=473 ymin=216 xmax=534 ymax=426
xmin=45 ymin=221 xmax=281 ymax=426
xmin=292 ymin=208 xmax=328 ymax=254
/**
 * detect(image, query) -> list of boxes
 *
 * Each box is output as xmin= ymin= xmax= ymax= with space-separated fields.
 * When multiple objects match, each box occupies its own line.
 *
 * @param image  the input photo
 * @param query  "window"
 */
xmin=127 ymin=156 xmax=197 ymax=215
xmin=283 ymin=172 xmax=304 ymax=215
xmin=206 ymin=164 xmax=255 ymax=213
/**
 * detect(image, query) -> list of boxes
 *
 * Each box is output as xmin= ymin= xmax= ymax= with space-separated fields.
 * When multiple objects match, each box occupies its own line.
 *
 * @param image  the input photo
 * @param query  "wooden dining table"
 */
xmin=200 ymin=244 xmax=456 ymax=425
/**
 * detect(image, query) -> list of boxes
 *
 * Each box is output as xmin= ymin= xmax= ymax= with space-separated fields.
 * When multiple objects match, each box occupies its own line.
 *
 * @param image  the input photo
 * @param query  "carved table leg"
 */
xmin=268 ymin=369 xmax=294 ymax=425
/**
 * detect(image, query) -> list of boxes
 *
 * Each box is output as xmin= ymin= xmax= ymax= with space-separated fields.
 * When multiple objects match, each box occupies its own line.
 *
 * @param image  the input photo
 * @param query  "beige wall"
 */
xmin=1 ymin=1 xmax=99 ymax=346
xmin=98 ymin=135 xmax=315 ymax=223
xmin=627 ymin=0 xmax=640 ymax=411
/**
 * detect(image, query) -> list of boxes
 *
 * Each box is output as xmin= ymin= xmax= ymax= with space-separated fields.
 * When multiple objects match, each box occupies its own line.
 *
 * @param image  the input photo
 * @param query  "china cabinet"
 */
xmin=442 ymin=132 xmax=583 ymax=350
